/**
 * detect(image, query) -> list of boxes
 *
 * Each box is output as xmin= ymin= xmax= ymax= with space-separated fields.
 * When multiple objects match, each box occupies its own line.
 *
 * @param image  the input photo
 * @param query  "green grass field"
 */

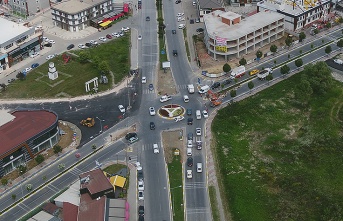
xmin=212 ymin=62 xmax=343 ymax=221
xmin=168 ymin=154 xmax=184 ymax=221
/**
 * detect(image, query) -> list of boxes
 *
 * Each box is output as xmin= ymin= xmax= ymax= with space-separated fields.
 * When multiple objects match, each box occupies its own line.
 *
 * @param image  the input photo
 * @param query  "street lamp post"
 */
xmin=96 ymin=117 xmax=105 ymax=133
xmin=170 ymin=185 xmax=182 ymax=216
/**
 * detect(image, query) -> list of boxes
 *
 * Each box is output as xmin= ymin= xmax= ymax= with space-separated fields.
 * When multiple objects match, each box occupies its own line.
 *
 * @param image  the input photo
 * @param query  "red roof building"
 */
xmin=78 ymin=193 xmax=106 ymax=221
xmin=79 ymin=169 xmax=114 ymax=199
xmin=63 ymin=202 xmax=79 ymax=221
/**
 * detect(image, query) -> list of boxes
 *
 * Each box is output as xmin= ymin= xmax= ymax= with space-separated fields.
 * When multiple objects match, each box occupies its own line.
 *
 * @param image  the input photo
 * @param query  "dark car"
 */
xmin=211 ymin=82 xmax=221 ymax=89
xmin=125 ymin=133 xmax=137 ymax=140
xmin=187 ymin=133 xmax=193 ymax=141
xmin=175 ymin=0 xmax=181 ymax=3
xmin=137 ymin=170 xmax=144 ymax=180
xmin=67 ymin=44 xmax=75 ymax=50
xmin=172 ymin=30 xmax=176 ymax=34
xmin=139 ymin=216 xmax=144 ymax=221
xmin=187 ymin=108 xmax=192 ymax=116
xmin=222 ymin=79 xmax=231 ymax=85
xmin=31 ymin=63 xmax=39 ymax=68
xmin=139 ymin=205 xmax=144 ymax=217
xmin=173 ymin=50 xmax=178 ymax=56
xmin=106 ymin=34 xmax=112 ymax=39
xmin=7 ymin=78 xmax=15 ymax=83
xmin=44 ymin=43 xmax=52 ymax=47
xmin=196 ymin=28 xmax=204 ymax=32
xmin=85 ymin=43 xmax=92 ymax=47
xmin=146 ymin=16 xmax=150 ymax=21
xmin=187 ymin=157 xmax=193 ymax=167
xmin=150 ymin=122 xmax=155 ymax=130
xmin=187 ymin=117 xmax=193 ymax=125
xmin=149 ymin=84 xmax=154 ymax=91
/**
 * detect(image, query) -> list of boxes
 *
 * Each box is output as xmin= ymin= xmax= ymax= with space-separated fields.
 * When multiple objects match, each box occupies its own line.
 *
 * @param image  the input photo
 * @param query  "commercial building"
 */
xmin=51 ymin=0 xmax=115 ymax=32
xmin=257 ymin=0 xmax=331 ymax=31
xmin=0 ymin=110 xmax=59 ymax=177
xmin=0 ymin=17 xmax=43 ymax=73
xmin=5 ymin=0 xmax=51 ymax=17
xmin=197 ymin=0 xmax=224 ymax=22
xmin=203 ymin=10 xmax=285 ymax=60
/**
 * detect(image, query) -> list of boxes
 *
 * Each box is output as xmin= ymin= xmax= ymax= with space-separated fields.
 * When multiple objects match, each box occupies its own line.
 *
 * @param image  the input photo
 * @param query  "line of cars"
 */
xmin=186 ymin=128 xmax=203 ymax=179
xmin=135 ymin=161 xmax=145 ymax=220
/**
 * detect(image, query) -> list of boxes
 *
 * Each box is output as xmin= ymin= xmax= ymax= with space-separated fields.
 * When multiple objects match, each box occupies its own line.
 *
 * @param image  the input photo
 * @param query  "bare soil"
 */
xmin=157 ymin=69 xmax=177 ymax=95
xmin=162 ymin=130 xmax=185 ymax=164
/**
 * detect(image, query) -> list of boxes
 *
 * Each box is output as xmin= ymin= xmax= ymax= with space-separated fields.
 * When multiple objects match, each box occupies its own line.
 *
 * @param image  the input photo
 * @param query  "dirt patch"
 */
xmin=157 ymin=69 xmax=177 ymax=95
xmin=110 ymin=125 xmax=136 ymax=141
xmin=162 ymin=130 xmax=184 ymax=163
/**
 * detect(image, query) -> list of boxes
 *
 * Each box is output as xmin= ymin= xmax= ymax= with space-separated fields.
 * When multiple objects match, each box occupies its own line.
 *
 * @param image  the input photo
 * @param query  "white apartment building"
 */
xmin=203 ymin=10 xmax=285 ymax=60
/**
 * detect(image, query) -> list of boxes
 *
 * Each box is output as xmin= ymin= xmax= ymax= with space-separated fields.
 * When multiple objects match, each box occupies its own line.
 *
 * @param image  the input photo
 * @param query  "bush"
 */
xmin=1 ymin=178 xmax=8 ymax=186
xmin=53 ymin=145 xmax=62 ymax=154
xmin=35 ymin=154 xmax=45 ymax=165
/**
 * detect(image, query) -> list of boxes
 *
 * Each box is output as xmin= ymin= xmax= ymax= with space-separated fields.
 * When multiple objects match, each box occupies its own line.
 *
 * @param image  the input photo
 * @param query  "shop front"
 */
xmin=8 ymin=39 xmax=41 ymax=68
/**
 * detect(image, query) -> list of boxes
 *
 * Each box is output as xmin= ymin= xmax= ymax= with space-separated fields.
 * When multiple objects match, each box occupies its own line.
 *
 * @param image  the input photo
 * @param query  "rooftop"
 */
xmin=55 ymin=180 xmax=81 ymax=207
xmin=79 ymin=169 xmax=113 ymax=195
xmin=78 ymin=194 xmax=106 ymax=221
xmin=0 ymin=110 xmax=58 ymax=158
xmin=63 ymin=202 xmax=78 ymax=221
xmin=52 ymin=0 xmax=108 ymax=14
xmin=204 ymin=10 xmax=284 ymax=40
xmin=0 ymin=17 xmax=31 ymax=46
xmin=198 ymin=0 xmax=223 ymax=9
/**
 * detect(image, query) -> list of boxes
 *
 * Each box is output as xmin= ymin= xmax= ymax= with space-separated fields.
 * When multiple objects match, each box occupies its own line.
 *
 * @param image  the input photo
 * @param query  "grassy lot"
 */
xmin=103 ymin=164 xmax=127 ymax=175
xmin=212 ymin=62 xmax=343 ymax=221
xmin=168 ymin=154 xmax=184 ymax=221
xmin=209 ymin=186 xmax=220 ymax=221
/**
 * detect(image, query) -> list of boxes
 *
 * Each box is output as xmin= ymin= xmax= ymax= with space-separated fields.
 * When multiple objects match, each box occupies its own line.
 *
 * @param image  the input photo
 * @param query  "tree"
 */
xmin=26 ymin=184 xmax=32 ymax=192
xmin=274 ymin=60 xmax=277 ymax=65
xmin=16 ymin=71 xmax=26 ymax=80
xmin=58 ymin=163 xmax=65 ymax=171
xmin=53 ymin=145 xmax=62 ymax=154
xmin=295 ymin=79 xmax=313 ymax=104
xmin=98 ymin=61 xmax=110 ymax=74
xmin=280 ymin=65 xmax=290 ymax=78
xmin=223 ymin=63 xmax=231 ymax=73
xmin=18 ymin=165 xmax=27 ymax=175
xmin=337 ymin=39 xmax=343 ymax=50
xmin=256 ymin=50 xmax=263 ymax=59
xmin=35 ymin=154 xmax=44 ymax=165
xmin=92 ymin=144 xmax=97 ymax=150
xmin=299 ymin=49 xmax=303 ymax=54
xmin=230 ymin=90 xmax=236 ymax=97
xmin=270 ymin=44 xmax=278 ymax=53
xmin=42 ymin=175 xmax=47 ymax=182
xmin=1 ymin=178 xmax=8 ymax=187
xmin=299 ymin=32 xmax=306 ymax=42
xmin=248 ymin=81 xmax=254 ymax=93
xmin=92 ymin=55 xmax=101 ymax=68
xmin=311 ymin=43 xmax=314 ymax=49
xmin=325 ymin=45 xmax=332 ymax=55
xmin=285 ymin=37 xmax=293 ymax=47
xmin=303 ymin=61 xmax=333 ymax=94
xmin=11 ymin=194 xmax=16 ymax=200
xmin=322 ymin=39 xmax=325 ymax=44
xmin=313 ymin=29 xmax=319 ymax=35
xmin=78 ymin=51 xmax=90 ymax=63
xmin=239 ymin=57 xmax=247 ymax=66
xmin=326 ymin=22 xmax=332 ymax=29
xmin=295 ymin=58 xmax=303 ymax=69
xmin=266 ymin=74 xmax=273 ymax=85
xmin=288 ymin=54 xmax=290 ymax=59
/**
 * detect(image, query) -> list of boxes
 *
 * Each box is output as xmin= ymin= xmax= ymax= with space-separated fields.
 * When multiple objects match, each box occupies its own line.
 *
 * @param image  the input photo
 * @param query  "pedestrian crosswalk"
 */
xmin=185 ymin=182 xmax=206 ymax=189
xmin=186 ymin=207 xmax=210 ymax=215
xmin=141 ymin=143 xmax=162 ymax=151
xmin=142 ymin=89 xmax=156 ymax=94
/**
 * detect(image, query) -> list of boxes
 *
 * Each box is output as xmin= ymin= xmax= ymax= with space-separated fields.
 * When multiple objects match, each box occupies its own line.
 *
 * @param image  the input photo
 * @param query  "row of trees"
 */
xmin=78 ymin=51 xmax=111 ymax=74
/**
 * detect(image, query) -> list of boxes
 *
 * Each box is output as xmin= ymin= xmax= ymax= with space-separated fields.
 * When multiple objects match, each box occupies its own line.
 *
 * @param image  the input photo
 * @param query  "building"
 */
xmin=257 ymin=0 xmax=331 ymax=31
xmin=203 ymin=10 xmax=285 ymax=60
xmin=6 ymin=0 xmax=51 ymax=17
xmin=51 ymin=0 xmax=114 ymax=32
xmin=198 ymin=0 xmax=224 ymax=22
xmin=228 ymin=0 xmax=260 ymax=7
xmin=0 ymin=17 xmax=42 ymax=73
xmin=0 ymin=110 xmax=59 ymax=177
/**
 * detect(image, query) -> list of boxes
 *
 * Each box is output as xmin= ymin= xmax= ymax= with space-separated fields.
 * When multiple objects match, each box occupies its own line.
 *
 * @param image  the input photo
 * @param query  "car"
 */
xmin=135 ymin=162 xmax=142 ymax=171
xmin=149 ymin=84 xmax=154 ymax=91
xmin=187 ymin=133 xmax=193 ymax=140
xmin=78 ymin=44 xmax=86 ymax=49
xmin=187 ymin=148 xmax=192 ymax=156
xmin=178 ymin=24 xmax=186 ymax=29
xmin=112 ymin=32 xmax=120 ymax=37
xmin=122 ymin=27 xmax=130 ymax=32
xmin=90 ymin=40 xmax=98 ymax=45
xmin=142 ymin=76 xmax=147 ymax=84
xmin=43 ymin=36 xmax=48 ymax=41
xmin=46 ymin=54 xmax=56 ymax=60
xmin=174 ymin=116 xmax=184 ymax=122
xmin=222 ymin=79 xmax=232 ymax=85
xmin=139 ymin=216 xmax=144 ymax=221
xmin=187 ymin=170 xmax=192 ymax=178
xmin=196 ymin=128 xmax=201 ymax=136
xmin=138 ymin=205 xmax=144 ymax=217
xmin=196 ymin=28 xmax=204 ymax=32
xmin=187 ymin=140 xmax=193 ymax=148
xmin=187 ymin=109 xmax=192 ymax=116
xmin=196 ymin=140 xmax=202 ymax=149
xmin=146 ymin=16 xmax=150 ymax=21
xmin=173 ymin=50 xmax=178 ymax=56
xmin=177 ymin=17 xmax=185 ymax=22
xmin=334 ymin=59 xmax=343 ymax=65
xmin=85 ymin=43 xmax=92 ymax=47
xmin=153 ymin=143 xmax=159 ymax=154
xmin=67 ymin=44 xmax=75 ymax=50
xmin=31 ymin=63 xmax=39 ymax=68
xmin=138 ymin=191 xmax=144 ymax=200
xmin=195 ymin=18 xmax=200 ymax=23
xmin=250 ymin=69 xmax=260 ymax=76
xmin=187 ymin=117 xmax=193 ymax=125
xmin=175 ymin=0 xmax=181 ymax=3
xmin=211 ymin=82 xmax=221 ymax=89
xmin=30 ymin=52 xmax=39 ymax=58
xmin=192 ymin=1 xmax=196 ymax=5
xmin=99 ymin=37 xmax=107 ymax=41
xmin=177 ymin=13 xmax=185 ymax=17
xmin=7 ymin=78 xmax=15 ymax=83
xmin=137 ymin=170 xmax=144 ymax=180
xmin=187 ymin=157 xmax=193 ymax=167
xmin=138 ymin=35 xmax=142 ymax=40
xmin=118 ymin=105 xmax=126 ymax=113
xmin=149 ymin=107 xmax=156 ymax=116
xmin=138 ymin=180 xmax=144 ymax=191
xmin=160 ymin=95 xmax=172 ymax=102
xmin=106 ymin=34 xmax=112 ymax=39
xmin=23 ymin=67 xmax=32 ymax=73
xmin=125 ymin=132 xmax=137 ymax=140
xmin=44 ymin=43 xmax=52 ymax=47
xmin=129 ymin=136 xmax=139 ymax=144
xmin=150 ymin=122 xmax=155 ymax=130
xmin=119 ymin=31 xmax=125 ymax=37
xmin=48 ymin=40 xmax=55 ymax=44
xmin=172 ymin=30 xmax=176 ymax=34
xmin=202 ymin=110 xmax=209 ymax=118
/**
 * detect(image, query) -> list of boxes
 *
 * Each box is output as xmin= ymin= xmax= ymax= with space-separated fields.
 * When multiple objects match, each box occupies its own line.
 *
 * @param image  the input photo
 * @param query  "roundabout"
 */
xmin=158 ymin=104 xmax=185 ymax=119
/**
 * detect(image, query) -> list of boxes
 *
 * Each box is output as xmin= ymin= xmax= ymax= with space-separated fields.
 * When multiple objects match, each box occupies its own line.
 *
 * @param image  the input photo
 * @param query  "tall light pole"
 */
xmin=96 ymin=117 xmax=105 ymax=133
xmin=170 ymin=185 xmax=182 ymax=216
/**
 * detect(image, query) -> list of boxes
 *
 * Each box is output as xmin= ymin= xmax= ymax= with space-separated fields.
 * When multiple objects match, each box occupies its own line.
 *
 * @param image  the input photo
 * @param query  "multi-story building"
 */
xmin=198 ymin=0 xmax=224 ymax=22
xmin=0 ymin=17 xmax=42 ymax=72
xmin=6 ymin=0 xmax=50 ymax=17
xmin=51 ymin=0 xmax=113 ymax=32
xmin=203 ymin=10 xmax=285 ymax=60
xmin=257 ymin=0 xmax=331 ymax=31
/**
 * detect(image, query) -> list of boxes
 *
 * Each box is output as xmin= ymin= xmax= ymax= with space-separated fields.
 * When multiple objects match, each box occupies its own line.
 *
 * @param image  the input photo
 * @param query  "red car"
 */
xmin=106 ymin=34 xmax=112 ymax=39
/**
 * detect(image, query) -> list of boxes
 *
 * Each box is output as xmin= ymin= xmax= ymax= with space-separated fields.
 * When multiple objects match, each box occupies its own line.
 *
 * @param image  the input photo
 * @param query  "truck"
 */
xmin=230 ymin=66 xmax=246 ymax=79
xmin=160 ymin=95 xmax=172 ymax=102
xmin=198 ymin=85 xmax=210 ymax=94
xmin=187 ymin=84 xmax=195 ymax=93
xmin=257 ymin=68 xmax=273 ymax=80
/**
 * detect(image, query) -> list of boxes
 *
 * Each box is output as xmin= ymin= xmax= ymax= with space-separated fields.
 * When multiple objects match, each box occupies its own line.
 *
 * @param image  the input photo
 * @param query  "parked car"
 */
xmin=112 ymin=32 xmax=120 ymax=37
xmin=222 ymin=79 xmax=231 ymax=85
xmin=187 ymin=148 xmax=192 ymax=156
xmin=31 ymin=63 xmax=39 ymax=68
xmin=187 ymin=133 xmax=193 ymax=141
xmin=150 ymin=122 xmax=155 ymax=130
xmin=118 ymin=105 xmax=126 ymax=113
xmin=44 ymin=43 xmax=52 ymax=47
xmin=187 ymin=117 xmax=193 ymax=125
xmin=7 ymin=78 xmax=15 ymax=83
xmin=48 ymin=40 xmax=55 ymax=44
xmin=122 ymin=27 xmax=130 ymax=32
xmin=90 ymin=40 xmax=98 ymax=45
xmin=78 ymin=44 xmax=86 ymax=49
xmin=187 ymin=157 xmax=193 ymax=167
xmin=46 ymin=54 xmax=55 ymax=60
xmin=187 ymin=170 xmax=192 ymax=178
xmin=67 ymin=44 xmax=75 ymax=50
xmin=138 ymin=205 xmax=144 ymax=217
xmin=137 ymin=170 xmax=144 ymax=180
xmin=23 ymin=67 xmax=32 ymax=73
xmin=196 ymin=28 xmax=204 ymax=32
xmin=142 ymin=76 xmax=147 ymax=84
xmin=196 ymin=128 xmax=201 ymax=136
xmin=106 ymin=34 xmax=112 ymax=39
xmin=85 ymin=43 xmax=92 ymax=47
xmin=187 ymin=140 xmax=193 ymax=148
xmin=138 ymin=180 xmax=144 ymax=191
xmin=334 ymin=59 xmax=343 ymax=65
xmin=99 ymin=37 xmax=107 ymax=42
xmin=175 ymin=0 xmax=181 ymax=3
xmin=149 ymin=107 xmax=156 ymax=116
xmin=177 ymin=13 xmax=185 ymax=17
xmin=178 ymin=24 xmax=186 ymax=29
xmin=187 ymin=108 xmax=192 ymax=116
xmin=30 ymin=52 xmax=39 ymax=58
xmin=250 ymin=69 xmax=260 ymax=76
xmin=211 ymin=82 xmax=221 ymax=89
xmin=138 ymin=191 xmax=144 ymax=200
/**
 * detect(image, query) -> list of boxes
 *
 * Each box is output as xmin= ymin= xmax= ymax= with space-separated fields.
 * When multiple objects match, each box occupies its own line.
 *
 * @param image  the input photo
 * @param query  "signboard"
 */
xmin=215 ymin=46 xmax=227 ymax=52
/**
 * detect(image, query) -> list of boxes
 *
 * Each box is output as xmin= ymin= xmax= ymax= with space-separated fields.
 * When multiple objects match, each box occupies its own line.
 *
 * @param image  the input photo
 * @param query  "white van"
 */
xmin=183 ymin=95 xmax=189 ymax=103
xmin=198 ymin=85 xmax=210 ymax=94
xmin=153 ymin=144 xmax=159 ymax=154
xmin=196 ymin=110 xmax=201 ymax=120
xmin=197 ymin=163 xmax=202 ymax=173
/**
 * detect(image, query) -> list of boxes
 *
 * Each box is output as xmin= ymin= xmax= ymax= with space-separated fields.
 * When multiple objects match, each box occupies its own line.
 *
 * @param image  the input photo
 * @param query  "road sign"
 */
xmin=161 ymin=50 xmax=165 ymax=55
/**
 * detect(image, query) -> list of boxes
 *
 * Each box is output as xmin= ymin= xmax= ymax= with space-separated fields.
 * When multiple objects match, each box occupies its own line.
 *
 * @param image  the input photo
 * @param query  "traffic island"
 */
xmin=158 ymin=104 xmax=185 ymax=119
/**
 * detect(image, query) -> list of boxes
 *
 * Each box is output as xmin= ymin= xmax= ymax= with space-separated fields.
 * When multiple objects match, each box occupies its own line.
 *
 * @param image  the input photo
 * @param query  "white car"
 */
xmin=138 ymin=35 xmax=142 ymax=40
xmin=46 ymin=54 xmax=55 ymax=60
xmin=334 ymin=59 xmax=343 ymax=65
xmin=23 ymin=67 xmax=32 ymax=73
xmin=178 ymin=24 xmax=186 ymax=29
xmin=149 ymin=107 xmax=156 ymax=116
xmin=177 ymin=13 xmax=185 ymax=17
xmin=153 ymin=143 xmax=160 ymax=154
xmin=30 ymin=52 xmax=39 ymax=58
xmin=174 ymin=116 xmax=184 ymax=122
xmin=78 ymin=44 xmax=86 ymax=49
xmin=138 ymin=191 xmax=144 ymax=200
xmin=187 ymin=170 xmax=192 ymax=179
xmin=43 ymin=36 xmax=48 ymax=41
xmin=99 ymin=37 xmax=107 ymax=42
xmin=135 ymin=162 xmax=142 ymax=171
xmin=122 ymin=27 xmax=130 ymax=32
xmin=138 ymin=180 xmax=144 ymax=191
xmin=177 ymin=17 xmax=185 ymax=22
xmin=142 ymin=76 xmax=147 ymax=84
xmin=196 ymin=128 xmax=201 ymax=136
xmin=160 ymin=95 xmax=172 ymax=102
xmin=202 ymin=110 xmax=209 ymax=118
xmin=187 ymin=140 xmax=193 ymax=148
xmin=118 ymin=105 xmax=126 ymax=113
xmin=112 ymin=32 xmax=119 ymax=37
xmin=119 ymin=32 xmax=125 ymax=37
xmin=187 ymin=148 xmax=192 ymax=156
xmin=49 ymin=40 xmax=55 ymax=44
xmin=90 ymin=40 xmax=98 ymax=45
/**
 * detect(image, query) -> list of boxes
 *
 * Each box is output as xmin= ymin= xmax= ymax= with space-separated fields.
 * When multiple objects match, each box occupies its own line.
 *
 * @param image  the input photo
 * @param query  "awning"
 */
xmin=99 ymin=20 xmax=112 ymax=27
xmin=110 ymin=175 xmax=126 ymax=188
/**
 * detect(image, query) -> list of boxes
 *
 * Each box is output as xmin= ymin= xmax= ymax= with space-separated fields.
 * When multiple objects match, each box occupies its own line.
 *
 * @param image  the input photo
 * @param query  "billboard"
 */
xmin=215 ymin=37 xmax=227 ymax=52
